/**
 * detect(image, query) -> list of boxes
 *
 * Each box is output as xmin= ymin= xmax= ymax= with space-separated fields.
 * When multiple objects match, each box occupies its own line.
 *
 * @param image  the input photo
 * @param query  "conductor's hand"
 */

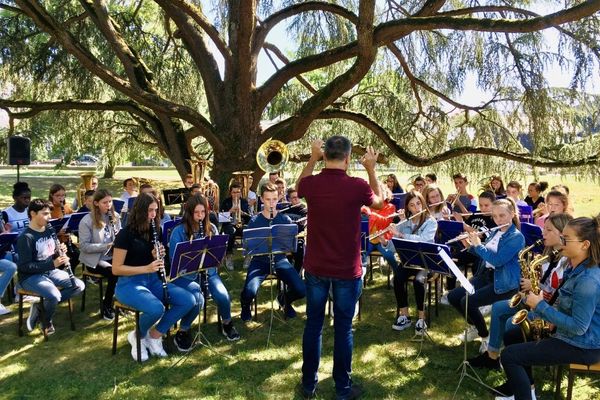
xmin=53 ymin=255 xmax=69 ymax=268
xmin=310 ymin=140 xmax=324 ymax=161
xmin=145 ymin=259 xmax=164 ymax=273
xmin=361 ymin=146 xmax=378 ymax=171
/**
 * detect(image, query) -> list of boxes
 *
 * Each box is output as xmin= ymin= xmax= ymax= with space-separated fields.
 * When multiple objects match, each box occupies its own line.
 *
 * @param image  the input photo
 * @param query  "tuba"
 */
xmin=78 ymin=173 xmax=96 ymax=207
xmin=187 ymin=158 xmax=220 ymax=212
xmin=256 ymin=139 xmax=289 ymax=173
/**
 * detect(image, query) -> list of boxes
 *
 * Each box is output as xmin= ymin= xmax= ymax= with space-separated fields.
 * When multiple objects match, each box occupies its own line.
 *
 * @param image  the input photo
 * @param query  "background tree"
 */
xmin=1 ymin=0 xmax=599 ymax=188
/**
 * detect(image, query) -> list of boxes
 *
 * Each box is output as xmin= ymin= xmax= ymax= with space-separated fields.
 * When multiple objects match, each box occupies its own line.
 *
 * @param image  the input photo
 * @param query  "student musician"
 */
xmin=139 ymin=184 xmax=172 ymax=227
xmin=501 ymin=216 xmax=600 ymax=400
xmin=385 ymin=173 xmax=404 ymax=194
xmin=169 ymin=194 xmax=240 ymax=349
xmin=72 ymin=175 xmax=98 ymax=210
xmin=412 ymin=176 xmax=426 ymax=193
xmin=385 ymin=190 xmax=437 ymax=335
xmin=79 ymin=189 xmax=121 ymax=320
xmin=76 ymin=190 xmax=95 ymax=213
xmin=524 ymin=181 xmax=547 ymax=210
xmin=48 ymin=183 xmax=79 ymax=266
xmin=506 ymin=181 xmax=528 ymax=207
xmin=112 ymin=193 xmax=195 ymax=362
xmin=446 ymin=173 xmax=477 ymax=213
xmin=425 ymin=173 xmax=437 ymax=185
xmin=490 ymin=175 xmax=507 ymax=198
xmin=240 ymin=183 xmax=306 ymax=321
xmin=534 ymin=189 xmax=570 ymax=228
xmin=220 ymin=183 xmax=250 ymax=271
xmin=447 ymin=198 xmax=524 ymax=344
xmin=282 ymin=188 xmax=307 ymax=274
xmin=16 ymin=199 xmax=85 ymax=335
xmin=119 ymin=178 xmax=138 ymax=221
xmin=2 ymin=182 xmax=31 ymax=235
xmin=422 ymin=184 xmax=450 ymax=220
xmin=467 ymin=213 xmax=572 ymax=373
xmin=275 ymin=178 xmax=288 ymax=203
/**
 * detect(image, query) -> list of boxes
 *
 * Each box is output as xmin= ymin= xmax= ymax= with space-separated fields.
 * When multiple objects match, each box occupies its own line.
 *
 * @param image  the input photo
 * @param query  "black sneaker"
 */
xmin=221 ymin=321 xmax=240 ymax=341
xmin=102 ymin=306 xmax=115 ymax=321
xmin=391 ymin=315 xmax=412 ymax=331
xmin=45 ymin=322 xmax=55 ymax=335
xmin=174 ymin=330 xmax=193 ymax=352
xmin=296 ymin=382 xmax=317 ymax=399
xmin=336 ymin=384 xmax=364 ymax=400
xmin=276 ymin=292 xmax=286 ymax=309
xmin=284 ymin=304 xmax=297 ymax=319
xmin=467 ymin=352 xmax=501 ymax=370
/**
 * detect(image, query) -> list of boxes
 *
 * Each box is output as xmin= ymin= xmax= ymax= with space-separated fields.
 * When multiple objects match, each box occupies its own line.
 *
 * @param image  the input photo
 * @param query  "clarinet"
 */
xmin=47 ymin=224 xmax=76 ymax=288
xmin=150 ymin=219 xmax=169 ymax=306
xmin=195 ymin=221 xmax=210 ymax=299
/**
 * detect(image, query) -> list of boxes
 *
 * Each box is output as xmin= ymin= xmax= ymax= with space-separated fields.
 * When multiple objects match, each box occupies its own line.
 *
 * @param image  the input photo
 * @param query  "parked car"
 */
xmin=71 ymin=154 xmax=99 ymax=166
xmin=132 ymin=157 xmax=169 ymax=167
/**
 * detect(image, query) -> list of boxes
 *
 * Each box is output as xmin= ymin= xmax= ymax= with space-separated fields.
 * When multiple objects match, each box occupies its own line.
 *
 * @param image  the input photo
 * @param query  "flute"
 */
xmin=456 ymin=211 xmax=492 ymax=217
xmin=150 ymin=219 xmax=169 ymax=306
xmin=47 ymin=224 xmax=76 ymax=288
xmin=368 ymin=209 xmax=427 ymax=241
xmin=445 ymin=223 xmax=511 ymax=244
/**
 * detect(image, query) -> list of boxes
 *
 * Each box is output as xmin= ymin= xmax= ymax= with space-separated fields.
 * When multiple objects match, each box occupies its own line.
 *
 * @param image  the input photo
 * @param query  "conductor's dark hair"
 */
xmin=324 ymin=136 xmax=351 ymax=161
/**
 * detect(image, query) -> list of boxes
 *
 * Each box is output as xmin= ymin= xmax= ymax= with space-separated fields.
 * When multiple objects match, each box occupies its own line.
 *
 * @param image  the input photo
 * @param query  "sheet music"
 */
xmin=218 ymin=212 xmax=231 ymax=223
xmin=438 ymin=249 xmax=474 ymax=294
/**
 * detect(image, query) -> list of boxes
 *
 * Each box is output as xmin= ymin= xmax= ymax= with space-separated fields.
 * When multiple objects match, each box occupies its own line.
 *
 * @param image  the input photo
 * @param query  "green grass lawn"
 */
xmin=0 ymin=167 xmax=599 ymax=399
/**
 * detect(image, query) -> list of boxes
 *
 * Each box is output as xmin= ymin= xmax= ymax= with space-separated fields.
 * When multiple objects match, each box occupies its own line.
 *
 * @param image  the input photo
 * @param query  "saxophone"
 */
xmin=511 ymin=249 xmax=559 ymax=341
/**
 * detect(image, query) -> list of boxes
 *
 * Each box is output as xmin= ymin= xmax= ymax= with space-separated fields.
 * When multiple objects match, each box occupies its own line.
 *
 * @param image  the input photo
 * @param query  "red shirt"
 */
xmin=298 ymin=168 xmax=375 ymax=279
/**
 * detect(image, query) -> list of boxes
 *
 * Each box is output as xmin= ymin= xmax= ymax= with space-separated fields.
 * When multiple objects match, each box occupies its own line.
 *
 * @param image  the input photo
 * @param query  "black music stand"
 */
xmin=163 ymin=188 xmax=189 ymax=206
xmin=112 ymin=199 xmax=125 ymax=214
xmin=391 ymin=239 xmax=451 ymax=346
xmin=521 ymin=222 xmax=544 ymax=253
xmin=65 ymin=211 xmax=89 ymax=234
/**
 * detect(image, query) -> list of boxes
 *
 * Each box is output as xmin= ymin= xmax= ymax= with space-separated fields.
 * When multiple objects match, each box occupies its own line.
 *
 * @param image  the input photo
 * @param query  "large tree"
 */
xmin=1 ymin=0 xmax=599 ymax=187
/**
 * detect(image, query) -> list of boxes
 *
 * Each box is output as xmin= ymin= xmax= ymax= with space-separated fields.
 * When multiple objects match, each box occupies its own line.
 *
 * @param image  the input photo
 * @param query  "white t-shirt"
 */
xmin=2 ymin=206 xmax=29 ymax=234
xmin=484 ymin=230 xmax=504 ymax=270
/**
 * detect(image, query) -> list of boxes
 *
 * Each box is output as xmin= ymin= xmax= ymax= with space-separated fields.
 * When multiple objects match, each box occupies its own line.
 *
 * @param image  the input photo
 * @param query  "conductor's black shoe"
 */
xmin=467 ymin=352 xmax=501 ymax=370
xmin=336 ymin=384 xmax=364 ymax=400
xmin=295 ymin=383 xmax=316 ymax=399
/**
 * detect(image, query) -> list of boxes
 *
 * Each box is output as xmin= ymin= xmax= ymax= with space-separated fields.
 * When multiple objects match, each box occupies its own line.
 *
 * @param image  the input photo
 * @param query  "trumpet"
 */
xmin=368 ymin=210 xmax=427 ymax=241
xmin=445 ymin=223 xmax=511 ymax=244
xmin=232 ymin=197 xmax=243 ymax=228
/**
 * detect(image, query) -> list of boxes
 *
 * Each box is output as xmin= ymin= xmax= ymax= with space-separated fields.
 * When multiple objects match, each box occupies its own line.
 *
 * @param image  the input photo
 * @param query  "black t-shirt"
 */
xmin=114 ymin=227 xmax=154 ymax=267
xmin=524 ymin=196 xmax=545 ymax=209
xmin=465 ymin=214 xmax=496 ymax=231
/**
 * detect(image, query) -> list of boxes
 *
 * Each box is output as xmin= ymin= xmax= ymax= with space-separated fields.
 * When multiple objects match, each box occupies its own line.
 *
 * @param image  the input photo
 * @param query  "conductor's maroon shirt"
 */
xmin=297 ymin=168 xmax=375 ymax=279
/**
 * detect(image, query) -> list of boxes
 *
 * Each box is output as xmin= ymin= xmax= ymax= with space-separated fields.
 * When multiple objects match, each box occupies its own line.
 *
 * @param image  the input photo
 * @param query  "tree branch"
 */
xmin=316 ymin=108 xmax=600 ymax=168
xmin=263 ymin=42 xmax=317 ymax=94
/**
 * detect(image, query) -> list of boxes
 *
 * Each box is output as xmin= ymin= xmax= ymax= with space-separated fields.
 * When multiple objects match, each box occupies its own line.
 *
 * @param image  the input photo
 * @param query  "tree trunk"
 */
xmin=102 ymin=160 xmax=116 ymax=179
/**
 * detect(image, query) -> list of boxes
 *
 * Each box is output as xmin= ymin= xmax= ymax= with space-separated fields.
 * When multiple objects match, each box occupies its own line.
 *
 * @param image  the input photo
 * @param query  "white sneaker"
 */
xmin=243 ymin=255 xmax=251 ymax=269
xmin=440 ymin=293 xmax=450 ymax=306
xmin=460 ymin=325 xmax=479 ymax=342
xmin=225 ymin=255 xmax=234 ymax=271
xmin=415 ymin=318 xmax=428 ymax=336
xmin=479 ymin=305 xmax=492 ymax=317
xmin=143 ymin=335 xmax=167 ymax=357
xmin=392 ymin=315 xmax=412 ymax=331
xmin=479 ymin=336 xmax=489 ymax=354
xmin=495 ymin=388 xmax=536 ymax=400
xmin=127 ymin=330 xmax=148 ymax=362
xmin=26 ymin=303 xmax=40 ymax=332
xmin=0 ymin=303 xmax=10 ymax=315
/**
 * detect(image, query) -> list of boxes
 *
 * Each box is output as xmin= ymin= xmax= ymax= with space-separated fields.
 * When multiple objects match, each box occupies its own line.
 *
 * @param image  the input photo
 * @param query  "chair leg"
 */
xmin=357 ymin=296 xmax=362 ymax=321
xmin=554 ymin=365 xmax=563 ymax=400
xmin=566 ymin=368 xmax=575 ymax=400
xmin=435 ymin=278 xmax=440 ymax=317
xmin=426 ymin=281 xmax=431 ymax=327
xmin=135 ymin=311 xmax=142 ymax=363
xmin=98 ymin=279 xmax=104 ymax=317
xmin=67 ymin=298 xmax=75 ymax=331
xmin=38 ymin=300 xmax=48 ymax=341
xmin=387 ymin=264 xmax=391 ymax=289
xmin=81 ymin=285 xmax=86 ymax=312
xmin=18 ymin=294 xmax=24 ymax=337
xmin=112 ymin=306 xmax=119 ymax=355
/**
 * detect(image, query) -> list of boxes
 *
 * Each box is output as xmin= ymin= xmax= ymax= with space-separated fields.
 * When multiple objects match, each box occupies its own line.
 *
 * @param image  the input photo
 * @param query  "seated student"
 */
xmin=425 ymin=173 xmax=437 ymax=185
xmin=2 ymin=182 xmax=31 ymax=235
xmin=386 ymin=190 xmax=437 ymax=335
xmin=76 ymin=190 xmax=95 ymax=213
xmin=240 ymin=183 xmax=306 ymax=321
xmin=119 ymin=178 xmax=138 ymax=225
xmin=247 ymin=176 xmax=258 ymax=215
xmin=112 ymin=193 xmax=195 ymax=362
xmin=423 ymin=184 xmax=450 ymax=220
xmin=506 ymin=181 xmax=529 ymax=207
xmin=183 ymin=174 xmax=194 ymax=189
xmin=16 ymin=199 xmax=85 ymax=334
xmin=139 ymin=184 xmax=172 ymax=228
xmin=501 ymin=215 xmax=600 ymax=400
xmin=412 ymin=176 xmax=426 ymax=193
xmin=534 ymin=189 xmax=570 ymax=228
xmin=447 ymin=173 xmax=477 ymax=213
xmin=442 ymin=191 xmax=498 ymax=301
xmin=386 ymin=173 xmax=404 ymax=194
xmin=79 ymin=189 xmax=121 ymax=320
xmin=447 ymin=198 xmax=524 ymax=343
xmin=48 ymin=184 xmax=79 ymax=267
xmin=524 ymin=181 xmax=547 ymax=210
xmin=0 ymin=257 xmax=17 ymax=315
xmin=489 ymin=175 xmax=507 ymax=198
xmin=467 ymin=213 xmax=572 ymax=372
xmin=275 ymin=178 xmax=287 ymax=203
xmin=169 ymin=194 xmax=240 ymax=350
xmin=72 ymin=175 xmax=98 ymax=210
xmin=220 ymin=183 xmax=250 ymax=270
xmin=282 ymin=188 xmax=307 ymax=273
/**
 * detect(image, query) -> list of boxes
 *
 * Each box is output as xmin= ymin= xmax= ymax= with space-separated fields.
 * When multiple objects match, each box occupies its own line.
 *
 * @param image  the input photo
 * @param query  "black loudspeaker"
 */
xmin=7 ymin=136 xmax=31 ymax=165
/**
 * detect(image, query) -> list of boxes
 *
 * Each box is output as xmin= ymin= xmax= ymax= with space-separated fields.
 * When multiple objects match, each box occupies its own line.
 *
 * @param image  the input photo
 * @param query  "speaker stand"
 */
xmin=16 ymin=164 xmax=20 ymax=183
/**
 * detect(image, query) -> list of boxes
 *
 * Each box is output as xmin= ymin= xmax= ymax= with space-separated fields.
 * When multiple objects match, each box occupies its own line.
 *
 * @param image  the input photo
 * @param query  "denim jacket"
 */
xmin=396 ymin=217 xmax=437 ymax=243
xmin=535 ymin=259 xmax=600 ymax=349
xmin=469 ymin=224 xmax=524 ymax=294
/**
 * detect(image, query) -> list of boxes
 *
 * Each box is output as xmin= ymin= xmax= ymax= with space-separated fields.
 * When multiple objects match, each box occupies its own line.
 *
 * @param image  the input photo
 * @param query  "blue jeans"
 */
xmin=170 ymin=274 xmax=204 ymax=330
xmin=0 ymin=259 xmax=17 ymax=298
xmin=240 ymin=257 xmax=306 ymax=307
xmin=488 ymin=299 xmax=517 ymax=352
xmin=115 ymin=273 xmax=196 ymax=336
xmin=19 ymin=269 xmax=85 ymax=327
xmin=302 ymin=271 xmax=362 ymax=397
